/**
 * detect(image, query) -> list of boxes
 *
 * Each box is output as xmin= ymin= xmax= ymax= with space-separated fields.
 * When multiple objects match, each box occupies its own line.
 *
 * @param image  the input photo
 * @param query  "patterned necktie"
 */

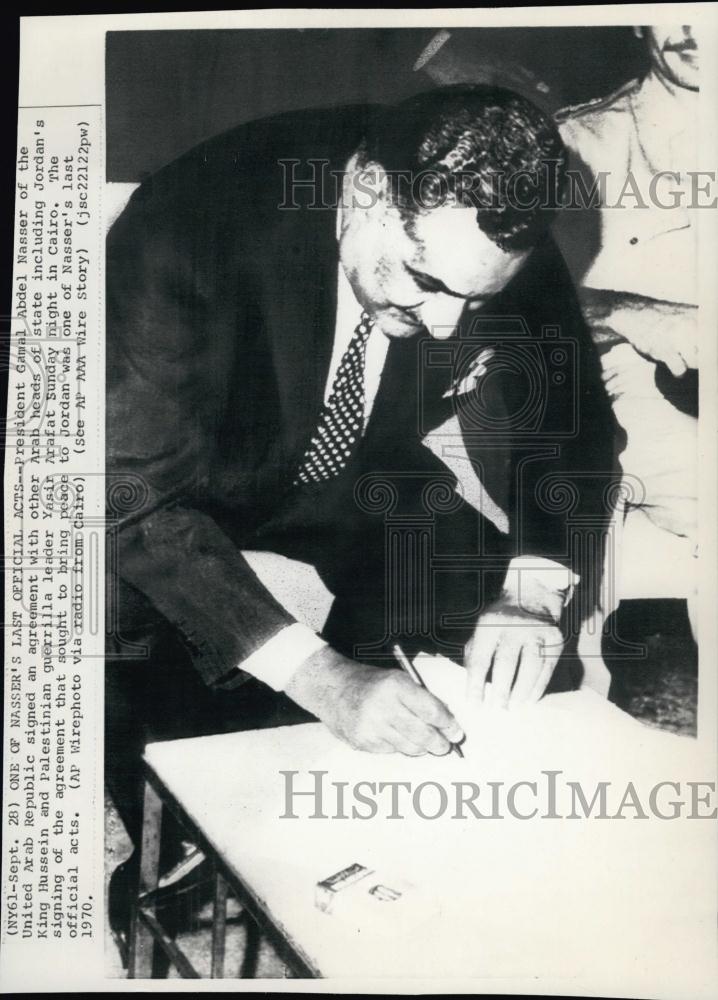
xmin=294 ymin=311 xmax=374 ymax=484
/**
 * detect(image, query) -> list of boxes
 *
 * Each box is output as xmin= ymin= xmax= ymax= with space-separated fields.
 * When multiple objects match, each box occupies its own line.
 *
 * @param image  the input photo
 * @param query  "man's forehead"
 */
xmin=408 ymin=203 xmax=527 ymax=298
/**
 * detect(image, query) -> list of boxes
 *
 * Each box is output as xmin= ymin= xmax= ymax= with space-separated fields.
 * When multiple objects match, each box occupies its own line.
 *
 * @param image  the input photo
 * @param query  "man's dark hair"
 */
xmin=360 ymin=84 xmax=568 ymax=252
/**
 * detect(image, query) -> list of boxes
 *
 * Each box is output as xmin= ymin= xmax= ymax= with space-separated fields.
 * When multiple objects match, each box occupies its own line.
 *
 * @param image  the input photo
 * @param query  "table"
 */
xmin=127 ymin=696 xmax=713 ymax=990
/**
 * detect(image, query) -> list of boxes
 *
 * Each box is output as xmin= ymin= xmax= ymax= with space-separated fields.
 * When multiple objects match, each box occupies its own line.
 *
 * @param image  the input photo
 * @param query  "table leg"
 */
xmin=239 ymin=914 xmax=261 ymax=978
xmin=211 ymin=870 xmax=228 ymax=978
xmin=128 ymin=779 xmax=163 ymax=978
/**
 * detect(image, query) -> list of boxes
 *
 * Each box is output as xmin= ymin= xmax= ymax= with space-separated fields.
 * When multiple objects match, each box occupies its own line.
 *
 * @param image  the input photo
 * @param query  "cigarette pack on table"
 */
xmin=315 ymin=862 xmax=438 ymax=930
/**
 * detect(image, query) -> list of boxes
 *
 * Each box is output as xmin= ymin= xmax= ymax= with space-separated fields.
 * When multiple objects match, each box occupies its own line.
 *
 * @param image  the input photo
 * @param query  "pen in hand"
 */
xmin=392 ymin=644 xmax=465 ymax=759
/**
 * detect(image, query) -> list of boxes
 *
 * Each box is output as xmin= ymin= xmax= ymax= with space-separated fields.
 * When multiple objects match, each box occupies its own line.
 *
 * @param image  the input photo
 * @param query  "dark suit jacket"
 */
xmin=106 ymin=104 xmax=615 ymax=689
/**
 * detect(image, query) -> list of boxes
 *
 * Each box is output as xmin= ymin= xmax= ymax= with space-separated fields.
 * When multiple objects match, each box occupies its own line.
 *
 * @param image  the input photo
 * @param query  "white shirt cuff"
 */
xmin=502 ymin=556 xmax=580 ymax=623
xmin=240 ymin=623 xmax=328 ymax=692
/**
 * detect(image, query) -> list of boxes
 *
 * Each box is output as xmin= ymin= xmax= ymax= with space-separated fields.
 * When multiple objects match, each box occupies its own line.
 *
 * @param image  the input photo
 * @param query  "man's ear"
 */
xmin=348 ymin=158 xmax=391 ymax=216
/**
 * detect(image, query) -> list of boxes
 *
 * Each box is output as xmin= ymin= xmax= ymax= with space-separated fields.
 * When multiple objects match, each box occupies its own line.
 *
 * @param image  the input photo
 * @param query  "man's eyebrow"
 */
xmin=404 ymin=263 xmax=489 ymax=301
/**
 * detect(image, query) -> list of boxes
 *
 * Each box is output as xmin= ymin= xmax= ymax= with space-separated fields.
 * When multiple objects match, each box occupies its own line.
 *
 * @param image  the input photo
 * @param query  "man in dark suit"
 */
xmin=106 ymin=85 xmax=613 ymax=895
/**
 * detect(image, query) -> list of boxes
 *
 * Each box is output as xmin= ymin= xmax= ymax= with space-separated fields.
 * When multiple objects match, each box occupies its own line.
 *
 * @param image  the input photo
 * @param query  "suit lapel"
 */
xmin=362 ymin=329 xmax=457 ymax=467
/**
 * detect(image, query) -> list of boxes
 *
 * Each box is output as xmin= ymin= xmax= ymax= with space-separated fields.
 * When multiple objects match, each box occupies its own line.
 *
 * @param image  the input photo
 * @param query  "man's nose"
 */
xmin=420 ymin=295 xmax=465 ymax=340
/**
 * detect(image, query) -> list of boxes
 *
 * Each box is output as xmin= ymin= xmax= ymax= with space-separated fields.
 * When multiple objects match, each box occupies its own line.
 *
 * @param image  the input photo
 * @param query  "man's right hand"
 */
xmin=579 ymin=287 xmax=698 ymax=376
xmin=285 ymin=645 xmax=463 ymax=756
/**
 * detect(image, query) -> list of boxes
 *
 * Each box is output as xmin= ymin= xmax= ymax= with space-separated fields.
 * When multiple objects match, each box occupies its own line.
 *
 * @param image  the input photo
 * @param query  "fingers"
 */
xmin=353 ymin=739 xmax=398 ymax=754
xmin=509 ymin=642 xmax=543 ymax=706
xmin=662 ymin=351 xmax=687 ymax=378
xmin=509 ymin=638 xmax=560 ymax=706
xmin=396 ymin=679 xmax=463 ymax=744
xmin=386 ymin=721 xmax=447 ymax=757
xmin=578 ymin=289 xmax=611 ymax=321
xmin=390 ymin=704 xmax=450 ymax=757
xmin=527 ymin=654 xmax=558 ymax=705
xmin=359 ymin=673 xmax=461 ymax=757
xmin=320 ymin=658 xmax=459 ymax=757
xmin=465 ymin=621 xmax=564 ymax=711
xmin=465 ymin=633 xmax=494 ymax=709
xmin=489 ymin=637 xmax=523 ymax=708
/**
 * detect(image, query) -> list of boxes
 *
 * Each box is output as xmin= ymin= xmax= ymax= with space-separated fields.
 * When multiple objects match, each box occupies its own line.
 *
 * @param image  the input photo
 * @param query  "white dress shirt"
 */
xmin=241 ymin=265 xmax=578 ymax=691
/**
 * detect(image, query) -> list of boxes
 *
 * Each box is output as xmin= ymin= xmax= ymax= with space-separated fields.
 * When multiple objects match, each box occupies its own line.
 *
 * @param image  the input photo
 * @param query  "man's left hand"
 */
xmin=464 ymin=597 xmax=564 ymax=709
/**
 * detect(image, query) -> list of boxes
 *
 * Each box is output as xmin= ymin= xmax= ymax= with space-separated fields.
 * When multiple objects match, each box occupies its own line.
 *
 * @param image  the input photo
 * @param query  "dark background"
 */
xmin=106 ymin=26 xmax=649 ymax=182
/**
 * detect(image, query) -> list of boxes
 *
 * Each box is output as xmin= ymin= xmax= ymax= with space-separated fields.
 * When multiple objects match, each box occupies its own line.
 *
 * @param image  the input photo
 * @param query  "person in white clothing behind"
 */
xmin=554 ymin=24 xmax=700 ymax=634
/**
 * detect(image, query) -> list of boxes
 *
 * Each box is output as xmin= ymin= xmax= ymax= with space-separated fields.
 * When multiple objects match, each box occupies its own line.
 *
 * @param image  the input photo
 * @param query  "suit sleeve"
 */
xmin=106 ymin=170 xmax=296 ymax=689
